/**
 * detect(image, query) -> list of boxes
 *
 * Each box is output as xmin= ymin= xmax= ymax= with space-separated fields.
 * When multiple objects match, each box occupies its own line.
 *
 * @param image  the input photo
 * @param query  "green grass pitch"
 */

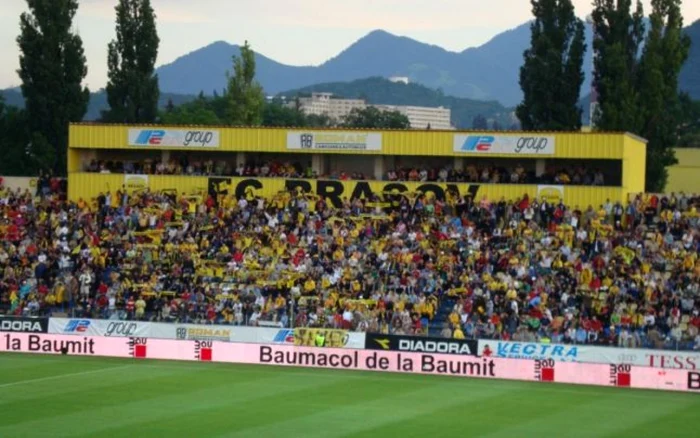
xmin=0 ymin=353 xmax=698 ymax=437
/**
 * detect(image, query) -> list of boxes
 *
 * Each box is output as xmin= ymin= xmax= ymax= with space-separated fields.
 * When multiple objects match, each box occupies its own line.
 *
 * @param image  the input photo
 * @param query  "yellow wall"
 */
xmin=621 ymin=134 xmax=647 ymax=199
xmin=666 ymin=149 xmax=700 ymax=194
xmin=69 ymin=124 xmax=637 ymax=159
xmin=68 ymin=173 xmax=209 ymax=201
xmin=67 ymin=173 xmax=624 ymax=209
xmin=67 ymin=149 xmax=82 ymax=173
xmin=67 ymin=124 xmax=644 ymax=204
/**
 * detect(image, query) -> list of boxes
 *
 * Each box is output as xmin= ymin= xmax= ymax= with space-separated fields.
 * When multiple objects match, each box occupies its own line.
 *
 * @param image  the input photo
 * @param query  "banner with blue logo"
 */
xmin=128 ymin=128 xmax=219 ymax=147
xmin=453 ymin=134 xmax=555 ymax=155
xmin=48 ymin=318 xmax=365 ymax=348
xmin=478 ymin=340 xmax=579 ymax=361
xmin=50 ymin=318 xmax=151 ymax=338
xmin=477 ymin=340 xmax=700 ymax=370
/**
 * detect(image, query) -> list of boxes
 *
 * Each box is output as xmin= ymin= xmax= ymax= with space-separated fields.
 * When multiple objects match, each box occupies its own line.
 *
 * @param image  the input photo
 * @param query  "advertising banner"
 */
xmin=292 ymin=328 xmax=348 ymax=348
xmin=1 ymin=332 xmax=696 ymax=393
xmin=366 ymin=333 xmax=477 ymax=356
xmin=234 ymin=327 xmax=366 ymax=349
xmin=50 ymin=318 xmax=152 ymax=338
xmin=161 ymin=324 xmax=365 ymax=348
xmin=173 ymin=324 xmax=233 ymax=342
xmin=478 ymin=340 xmax=580 ymax=361
xmin=537 ymin=185 xmax=564 ymax=204
xmin=128 ymin=129 xmax=220 ymax=148
xmin=287 ymin=131 xmax=382 ymax=152
xmin=48 ymin=318 xmax=365 ymax=348
xmin=206 ymin=177 xmax=482 ymax=210
xmin=477 ymin=340 xmax=700 ymax=370
xmin=0 ymin=176 xmax=39 ymax=192
xmin=257 ymin=321 xmax=284 ymax=328
xmin=583 ymin=347 xmax=699 ymax=370
xmin=454 ymin=134 xmax=555 ymax=155
xmin=0 ymin=316 xmax=48 ymax=333
xmin=123 ymin=174 xmax=149 ymax=194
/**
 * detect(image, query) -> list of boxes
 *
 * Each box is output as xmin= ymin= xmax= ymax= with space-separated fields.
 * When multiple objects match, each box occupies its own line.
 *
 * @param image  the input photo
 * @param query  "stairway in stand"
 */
xmin=427 ymin=297 xmax=456 ymax=337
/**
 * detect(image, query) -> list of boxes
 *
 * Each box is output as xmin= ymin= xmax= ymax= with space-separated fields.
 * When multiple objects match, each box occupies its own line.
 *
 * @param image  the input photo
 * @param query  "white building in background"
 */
xmin=375 ymin=104 xmax=452 ymax=130
xmin=293 ymin=92 xmax=366 ymax=121
xmin=291 ymin=92 xmax=453 ymax=130
xmin=389 ymin=76 xmax=410 ymax=84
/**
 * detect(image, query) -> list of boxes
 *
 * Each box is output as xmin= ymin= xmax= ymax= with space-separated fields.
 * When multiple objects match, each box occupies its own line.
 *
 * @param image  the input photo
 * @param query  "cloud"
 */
xmin=77 ymin=0 xmax=115 ymax=21
xmin=68 ymin=0 xmax=700 ymax=34
xmin=79 ymin=0 xmax=214 ymax=24
xmin=153 ymin=9 xmax=215 ymax=24
xmin=260 ymin=0 xmax=533 ymax=31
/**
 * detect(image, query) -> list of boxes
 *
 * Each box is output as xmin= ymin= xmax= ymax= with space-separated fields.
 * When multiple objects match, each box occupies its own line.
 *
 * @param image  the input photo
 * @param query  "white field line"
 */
xmin=0 ymin=365 xmax=132 ymax=389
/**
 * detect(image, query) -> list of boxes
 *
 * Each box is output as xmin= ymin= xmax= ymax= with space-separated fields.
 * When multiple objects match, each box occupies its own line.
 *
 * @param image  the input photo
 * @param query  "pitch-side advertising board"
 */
xmin=1 ymin=332 xmax=697 ymax=393
xmin=49 ymin=318 xmax=366 ymax=349
xmin=478 ymin=340 xmax=700 ymax=370
xmin=365 ymin=333 xmax=478 ymax=356
xmin=0 ymin=316 xmax=48 ymax=333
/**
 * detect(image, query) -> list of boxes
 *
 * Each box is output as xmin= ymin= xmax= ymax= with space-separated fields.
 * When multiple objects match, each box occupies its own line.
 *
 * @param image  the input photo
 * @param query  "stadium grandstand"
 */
xmin=4 ymin=0 xmax=700 ymax=433
xmin=1 ymin=124 xmax=698 ymax=352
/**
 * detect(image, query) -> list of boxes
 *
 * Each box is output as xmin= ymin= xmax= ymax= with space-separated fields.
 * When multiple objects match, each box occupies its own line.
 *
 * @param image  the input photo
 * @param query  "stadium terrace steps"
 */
xmin=428 ymin=298 xmax=457 ymax=337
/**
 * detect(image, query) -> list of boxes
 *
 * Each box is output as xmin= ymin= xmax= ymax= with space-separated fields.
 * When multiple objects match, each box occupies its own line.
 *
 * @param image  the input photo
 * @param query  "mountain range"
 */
xmin=3 ymin=19 xmax=699 ymax=114
xmin=155 ymin=19 xmax=700 ymax=106
xmin=157 ymin=23 xmax=548 ymax=106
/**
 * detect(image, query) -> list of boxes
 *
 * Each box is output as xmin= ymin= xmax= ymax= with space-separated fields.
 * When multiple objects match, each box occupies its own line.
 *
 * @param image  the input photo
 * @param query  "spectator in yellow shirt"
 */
xmin=135 ymin=296 xmax=146 ymax=320
xmin=304 ymin=279 xmax=316 ymax=294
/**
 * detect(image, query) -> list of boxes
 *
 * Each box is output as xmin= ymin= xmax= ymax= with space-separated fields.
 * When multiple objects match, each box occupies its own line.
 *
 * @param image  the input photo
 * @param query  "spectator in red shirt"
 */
xmin=126 ymin=296 xmax=135 ymax=319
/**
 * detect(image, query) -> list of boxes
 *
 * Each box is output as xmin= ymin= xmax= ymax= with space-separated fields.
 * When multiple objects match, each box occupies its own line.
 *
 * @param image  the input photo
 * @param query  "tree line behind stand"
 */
xmin=517 ymin=0 xmax=692 ymax=192
xmin=160 ymin=93 xmax=410 ymax=131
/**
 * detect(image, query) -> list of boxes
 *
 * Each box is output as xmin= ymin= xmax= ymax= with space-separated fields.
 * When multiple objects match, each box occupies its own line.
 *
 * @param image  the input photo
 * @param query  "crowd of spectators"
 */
xmin=1 ymin=177 xmax=698 ymax=350
xmin=86 ymin=159 xmax=609 ymax=186
xmin=88 ymin=158 xmax=315 ymax=179
xmin=386 ymin=164 xmax=607 ymax=186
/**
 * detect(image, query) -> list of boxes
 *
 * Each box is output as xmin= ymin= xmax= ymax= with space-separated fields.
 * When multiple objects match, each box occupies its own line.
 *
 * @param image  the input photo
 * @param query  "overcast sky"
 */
xmin=1 ymin=0 xmax=699 ymax=89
